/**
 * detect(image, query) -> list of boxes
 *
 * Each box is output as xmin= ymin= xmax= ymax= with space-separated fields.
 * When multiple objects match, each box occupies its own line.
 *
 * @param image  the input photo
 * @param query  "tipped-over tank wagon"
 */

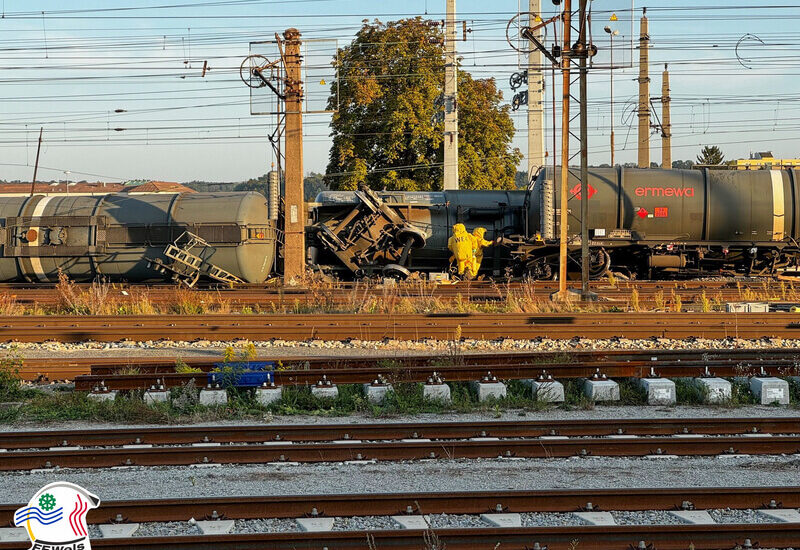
xmin=0 ymin=192 xmax=276 ymax=285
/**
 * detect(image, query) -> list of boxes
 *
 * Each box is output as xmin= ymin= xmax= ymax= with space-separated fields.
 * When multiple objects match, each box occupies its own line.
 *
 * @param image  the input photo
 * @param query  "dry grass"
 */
xmin=10 ymin=271 xmax=800 ymax=317
xmin=0 ymin=292 xmax=22 ymax=316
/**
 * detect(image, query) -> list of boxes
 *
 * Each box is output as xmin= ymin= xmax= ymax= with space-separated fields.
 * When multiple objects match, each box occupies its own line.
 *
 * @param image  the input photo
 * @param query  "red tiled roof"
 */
xmin=123 ymin=181 xmax=195 ymax=193
xmin=0 ymin=183 xmax=124 ymax=193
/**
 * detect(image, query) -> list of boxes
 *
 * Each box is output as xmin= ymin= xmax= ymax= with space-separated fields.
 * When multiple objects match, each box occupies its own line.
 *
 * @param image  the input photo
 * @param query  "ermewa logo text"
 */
xmin=14 ymin=482 xmax=100 ymax=550
xmin=634 ymin=186 xmax=695 ymax=197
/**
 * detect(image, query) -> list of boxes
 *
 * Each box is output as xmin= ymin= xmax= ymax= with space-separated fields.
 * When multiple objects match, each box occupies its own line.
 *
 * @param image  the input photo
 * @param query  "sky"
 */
xmin=0 ymin=0 xmax=797 ymax=183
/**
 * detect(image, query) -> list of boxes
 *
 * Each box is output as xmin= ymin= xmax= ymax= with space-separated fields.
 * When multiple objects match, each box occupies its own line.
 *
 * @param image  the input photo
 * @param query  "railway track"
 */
xmin=1 ymin=487 xmax=798 ymax=549
xmin=2 ymin=418 xmax=798 ymax=471
xmin=19 ymin=348 xmax=800 ymax=383
xmin=1 ymin=279 xmax=798 ymax=309
xmin=73 ymin=357 xmax=800 ymax=390
xmin=5 ymin=312 xmax=800 ymax=343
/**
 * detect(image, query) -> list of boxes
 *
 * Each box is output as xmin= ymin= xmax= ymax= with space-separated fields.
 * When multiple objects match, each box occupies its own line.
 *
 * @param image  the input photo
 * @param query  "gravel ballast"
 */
xmin=1 ymin=455 xmax=798 ymax=504
xmin=11 ymin=336 xmax=800 ymax=356
xmin=2 ymin=406 xmax=799 ymax=433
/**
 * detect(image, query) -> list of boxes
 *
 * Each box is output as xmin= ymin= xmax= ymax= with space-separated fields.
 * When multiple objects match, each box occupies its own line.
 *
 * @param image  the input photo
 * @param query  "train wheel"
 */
xmin=589 ymin=249 xmax=612 ymax=279
xmin=383 ymin=264 xmax=411 ymax=280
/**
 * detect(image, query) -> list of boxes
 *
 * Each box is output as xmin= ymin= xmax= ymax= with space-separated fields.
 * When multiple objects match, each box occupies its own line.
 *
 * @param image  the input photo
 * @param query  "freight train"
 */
xmin=0 ymin=167 xmax=798 ymax=284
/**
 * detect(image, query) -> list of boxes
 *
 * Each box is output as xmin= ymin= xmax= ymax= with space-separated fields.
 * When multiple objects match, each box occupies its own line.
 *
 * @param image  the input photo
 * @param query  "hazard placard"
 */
xmin=569 ymin=183 xmax=597 ymax=200
xmin=654 ymin=207 xmax=668 ymax=218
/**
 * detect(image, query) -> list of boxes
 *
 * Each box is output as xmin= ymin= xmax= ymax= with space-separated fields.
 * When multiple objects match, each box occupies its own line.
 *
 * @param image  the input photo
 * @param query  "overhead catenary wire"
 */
xmin=0 ymin=2 xmax=798 ymax=181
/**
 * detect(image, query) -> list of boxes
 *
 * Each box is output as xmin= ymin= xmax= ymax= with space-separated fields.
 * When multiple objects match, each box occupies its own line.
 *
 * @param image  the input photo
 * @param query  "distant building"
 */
xmin=0 ymin=182 xmax=124 ymax=195
xmin=733 ymin=152 xmax=800 ymax=170
xmin=122 ymin=181 xmax=194 ymax=193
xmin=0 ymin=180 xmax=194 ymax=195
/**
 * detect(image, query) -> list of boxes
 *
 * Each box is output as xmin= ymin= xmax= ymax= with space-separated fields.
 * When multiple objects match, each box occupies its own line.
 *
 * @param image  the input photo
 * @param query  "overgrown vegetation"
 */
xmin=3 ymin=370 xmax=799 ymax=424
xmin=0 ymin=350 xmax=23 ymax=402
xmin=0 ymin=275 xmax=795 ymax=316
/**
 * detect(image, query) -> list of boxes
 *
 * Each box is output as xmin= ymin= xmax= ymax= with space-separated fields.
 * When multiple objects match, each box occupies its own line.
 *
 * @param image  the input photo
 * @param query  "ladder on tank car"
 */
xmin=147 ymin=231 xmax=245 ymax=287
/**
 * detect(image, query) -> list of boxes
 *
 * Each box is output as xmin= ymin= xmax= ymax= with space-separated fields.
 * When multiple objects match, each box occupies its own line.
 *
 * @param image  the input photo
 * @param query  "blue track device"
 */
xmin=207 ymin=361 xmax=276 ymax=387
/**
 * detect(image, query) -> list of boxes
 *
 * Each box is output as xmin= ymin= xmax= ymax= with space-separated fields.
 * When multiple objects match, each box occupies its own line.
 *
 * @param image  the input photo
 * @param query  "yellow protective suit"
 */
xmin=471 ymin=227 xmax=493 ymax=274
xmin=447 ymin=223 xmax=476 ymax=277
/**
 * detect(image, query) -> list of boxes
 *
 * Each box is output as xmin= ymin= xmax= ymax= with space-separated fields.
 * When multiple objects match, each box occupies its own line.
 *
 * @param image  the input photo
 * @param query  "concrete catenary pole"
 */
xmin=609 ymin=32 xmax=615 ymax=167
xmin=555 ymin=0 xmax=572 ymax=300
xmin=527 ymin=0 xmax=545 ymax=183
xmin=637 ymin=8 xmax=650 ymax=169
xmin=282 ymin=28 xmax=305 ymax=282
xmin=443 ymin=0 xmax=459 ymax=190
xmin=661 ymin=63 xmax=672 ymax=169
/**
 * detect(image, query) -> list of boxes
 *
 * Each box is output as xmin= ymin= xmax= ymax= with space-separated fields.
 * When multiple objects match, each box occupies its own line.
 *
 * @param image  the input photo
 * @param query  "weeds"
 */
xmin=0 ymin=293 xmax=21 ymax=316
xmin=630 ymin=288 xmax=640 ymax=312
xmin=653 ymin=290 xmax=665 ymax=310
xmin=675 ymin=378 xmax=708 ymax=405
xmin=0 ymin=350 xmax=22 ymax=402
xmin=15 ymin=273 xmax=800 ymax=315
xmin=175 ymin=357 xmax=202 ymax=374
xmin=563 ymin=380 xmax=595 ymax=410
xmin=672 ymin=290 xmax=683 ymax=312
xmin=700 ymin=290 xmax=712 ymax=313
xmin=721 ymin=379 xmax=758 ymax=408
xmin=617 ymin=379 xmax=648 ymax=406
xmin=789 ymin=379 xmax=800 ymax=408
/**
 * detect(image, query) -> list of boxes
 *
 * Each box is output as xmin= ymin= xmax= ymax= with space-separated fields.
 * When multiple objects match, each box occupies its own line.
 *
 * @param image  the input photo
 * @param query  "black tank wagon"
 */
xmin=519 ymin=167 xmax=800 ymax=279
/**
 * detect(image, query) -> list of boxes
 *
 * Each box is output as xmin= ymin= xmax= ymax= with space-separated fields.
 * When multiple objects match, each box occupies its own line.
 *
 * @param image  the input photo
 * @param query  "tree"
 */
xmin=696 ymin=145 xmax=725 ymax=165
xmin=303 ymin=172 xmax=329 ymax=200
xmin=325 ymin=18 xmax=522 ymax=191
xmin=234 ymin=172 xmax=328 ymax=201
xmin=672 ymin=159 xmax=695 ymax=170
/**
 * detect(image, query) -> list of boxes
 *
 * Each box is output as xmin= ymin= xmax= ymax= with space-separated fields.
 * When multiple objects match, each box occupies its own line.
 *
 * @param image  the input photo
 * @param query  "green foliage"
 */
xmin=175 ymin=357 xmax=202 ymax=374
xmin=562 ymin=380 xmax=595 ymax=410
xmin=617 ymin=379 xmax=648 ymax=406
xmin=671 ymin=159 xmax=695 ymax=170
xmin=725 ymin=379 xmax=758 ymax=407
xmin=696 ymin=145 xmax=725 ymax=165
xmin=674 ymin=378 xmax=708 ymax=405
xmin=0 ymin=351 xmax=22 ymax=402
xmin=326 ymin=17 xmax=522 ymax=191
xmin=789 ymin=379 xmax=800 ymax=408
xmin=234 ymin=172 xmax=328 ymax=201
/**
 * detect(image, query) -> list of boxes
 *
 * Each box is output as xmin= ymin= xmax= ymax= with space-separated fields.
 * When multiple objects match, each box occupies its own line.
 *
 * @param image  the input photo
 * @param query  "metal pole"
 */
xmin=527 ymin=0 xmax=544 ymax=182
xmin=662 ymin=63 xmax=671 ymax=169
xmin=637 ymin=8 xmax=650 ymax=168
xmin=579 ymin=56 xmax=589 ymax=297
xmin=282 ymin=28 xmax=305 ymax=283
xmin=443 ymin=0 xmax=459 ymax=190
xmin=555 ymin=0 xmax=571 ymax=300
xmin=577 ymin=0 xmax=595 ymax=300
xmin=30 ymin=127 xmax=43 ymax=197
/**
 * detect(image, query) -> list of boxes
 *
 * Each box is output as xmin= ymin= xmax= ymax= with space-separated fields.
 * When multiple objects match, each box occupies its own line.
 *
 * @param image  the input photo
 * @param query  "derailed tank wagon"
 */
xmin=0 ymin=192 xmax=276 ymax=284
xmin=309 ymin=186 xmax=531 ymax=278
xmin=310 ymin=168 xmax=800 ymax=280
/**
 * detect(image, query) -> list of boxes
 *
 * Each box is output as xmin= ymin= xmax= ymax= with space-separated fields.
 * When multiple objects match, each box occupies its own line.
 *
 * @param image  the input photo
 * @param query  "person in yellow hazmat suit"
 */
xmin=447 ymin=223 xmax=476 ymax=278
xmin=471 ymin=227 xmax=495 ymax=275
